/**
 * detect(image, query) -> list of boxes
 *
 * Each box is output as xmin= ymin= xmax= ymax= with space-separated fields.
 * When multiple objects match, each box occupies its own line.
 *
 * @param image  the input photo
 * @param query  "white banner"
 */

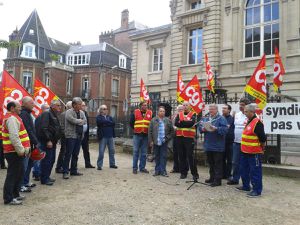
xmin=263 ymin=102 xmax=300 ymax=135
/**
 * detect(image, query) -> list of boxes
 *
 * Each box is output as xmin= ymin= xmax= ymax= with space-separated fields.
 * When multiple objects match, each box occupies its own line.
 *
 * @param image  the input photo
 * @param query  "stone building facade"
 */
xmin=130 ymin=0 xmax=300 ymax=102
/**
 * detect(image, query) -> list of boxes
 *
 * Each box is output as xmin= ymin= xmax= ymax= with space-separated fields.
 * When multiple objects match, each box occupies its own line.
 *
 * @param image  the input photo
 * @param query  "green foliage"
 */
xmin=0 ymin=40 xmax=20 ymax=49
xmin=49 ymin=53 xmax=60 ymax=61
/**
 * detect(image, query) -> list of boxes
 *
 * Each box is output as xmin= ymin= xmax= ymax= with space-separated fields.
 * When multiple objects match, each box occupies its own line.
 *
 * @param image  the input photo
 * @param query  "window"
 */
xmin=112 ymin=79 xmax=119 ymax=97
xmin=111 ymin=105 xmax=118 ymax=119
xmin=67 ymin=54 xmax=90 ymax=66
xmin=245 ymin=0 xmax=279 ymax=58
xmin=44 ymin=72 xmax=50 ymax=87
xmin=29 ymin=29 xmax=34 ymax=35
xmin=82 ymin=77 xmax=89 ymax=98
xmin=67 ymin=76 xmax=72 ymax=95
xmin=152 ymin=48 xmax=163 ymax=72
xmin=23 ymin=72 xmax=32 ymax=93
xmin=119 ymin=55 xmax=126 ymax=69
xmin=191 ymin=0 xmax=203 ymax=10
xmin=20 ymin=42 xmax=36 ymax=59
xmin=58 ymin=55 xmax=63 ymax=63
xmin=188 ymin=28 xmax=203 ymax=64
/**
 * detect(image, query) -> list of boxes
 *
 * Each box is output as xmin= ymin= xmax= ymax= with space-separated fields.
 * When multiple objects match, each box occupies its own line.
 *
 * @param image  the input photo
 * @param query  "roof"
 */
xmin=129 ymin=24 xmax=172 ymax=38
xmin=113 ymin=20 xmax=148 ymax=33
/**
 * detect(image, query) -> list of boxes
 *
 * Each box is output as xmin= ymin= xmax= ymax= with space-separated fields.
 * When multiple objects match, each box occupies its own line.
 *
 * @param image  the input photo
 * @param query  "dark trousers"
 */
xmin=3 ymin=153 xmax=24 ymax=204
xmin=206 ymin=151 xmax=224 ymax=183
xmin=176 ymin=137 xmax=198 ymax=177
xmin=63 ymin=138 xmax=81 ymax=174
xmin=172 ymin=137 xmax=179 ymax=171
xmin=56 ymin=136 xmax=66 ymax=170
xmin=223 ymin=141 xmax=233 ymax=179
xmin=153 ymin=143 xmax=168 ymax=173
xmin=40 ymin=143 xmax=56 ymax=184
xmin=0 ymin=141 xmax=6 ymax=168
xmin=81 ymin=133 xmax=91 ymax=166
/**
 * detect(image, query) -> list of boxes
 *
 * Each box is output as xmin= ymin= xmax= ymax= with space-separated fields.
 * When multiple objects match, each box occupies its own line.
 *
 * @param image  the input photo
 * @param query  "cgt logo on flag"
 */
xmin=140 ymin=78 xmax=150 ymax=103
xmin=273 ymin=47 xmax=285 ymax=92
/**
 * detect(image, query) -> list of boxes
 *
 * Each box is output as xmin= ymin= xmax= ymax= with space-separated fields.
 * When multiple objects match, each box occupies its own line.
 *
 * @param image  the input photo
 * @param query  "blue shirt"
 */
xmin=157 ymin=119 xmax=165 ymax=146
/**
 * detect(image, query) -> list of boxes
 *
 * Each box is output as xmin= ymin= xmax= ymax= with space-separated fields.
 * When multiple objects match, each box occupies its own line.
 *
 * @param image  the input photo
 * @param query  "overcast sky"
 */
xmin=0 ymin=0 xmax=171 ymax=71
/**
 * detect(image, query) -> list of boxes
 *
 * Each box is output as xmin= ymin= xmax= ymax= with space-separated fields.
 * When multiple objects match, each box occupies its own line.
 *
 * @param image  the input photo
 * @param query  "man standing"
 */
xmin=96 ymin=105 xmax=117 ymax=170
xmin=129 ymin=101 xmax=152 ymax=174
xmin=199 ymin=104 xmax=228 ymax=187
xmin=2 ymin=101 xmax=30 ymax=205
xmin=238 ymin=104 xmax=266 ymax=197
xmin=148 ymin=106 xmax=174 ymax=177
xmin=222 ymin=104 xmax=234 ymax=179
xmin=0 ymin=114 xmax=7 ymax=169
xmin=38 ymin=100 xmax=62 ymax=185
xmin=62 ymin=97 xmax=86 ymax=179
xmin=175 ymin=101 xmax=199 ymax=181
xmin=81 ymin=101 xmax=95 ymax=168
xmin=228 ymin=98 xmax=250 ymax=185
xmin=20 ymin=96 xmax=39 ymax=192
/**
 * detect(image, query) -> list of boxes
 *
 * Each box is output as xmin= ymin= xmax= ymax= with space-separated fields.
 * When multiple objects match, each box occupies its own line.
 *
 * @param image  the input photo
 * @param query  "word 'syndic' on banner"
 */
xmin=179 ymin=75 xmax=205 ymax=114
xmin=32 ymin=79 xmax=59 ymax=117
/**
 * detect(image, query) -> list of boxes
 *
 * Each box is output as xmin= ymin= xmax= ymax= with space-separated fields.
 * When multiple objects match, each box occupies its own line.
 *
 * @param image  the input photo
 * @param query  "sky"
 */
xmin=0 ymin=0 xmax=171 ymax=71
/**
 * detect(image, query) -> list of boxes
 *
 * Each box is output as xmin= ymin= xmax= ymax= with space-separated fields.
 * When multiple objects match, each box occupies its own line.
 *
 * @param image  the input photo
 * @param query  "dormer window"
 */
xmin=119 ymin=55 xmax=126 ymax=69
xmin=67 ymin=53 xmax=90 ymax=66
xmin=20 ymin=42 xmax=36 ymax=59
xmin=191 ymin=0 xmax=203 ymax=10
xmin=29 ymin=29 xmax=34 ymax=35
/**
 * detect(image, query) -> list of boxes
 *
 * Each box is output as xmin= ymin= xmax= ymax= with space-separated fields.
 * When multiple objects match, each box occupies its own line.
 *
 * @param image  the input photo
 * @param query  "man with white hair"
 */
xmin=55 ymin=101 xmax=72 ymax=173
xmin=38 ymin=100 xmax=62 ymax=185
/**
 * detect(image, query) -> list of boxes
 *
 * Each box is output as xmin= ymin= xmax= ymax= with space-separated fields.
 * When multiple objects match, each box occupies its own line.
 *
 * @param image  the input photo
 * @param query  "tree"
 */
xmin=0 ymin=39 xmax=20 ymax=49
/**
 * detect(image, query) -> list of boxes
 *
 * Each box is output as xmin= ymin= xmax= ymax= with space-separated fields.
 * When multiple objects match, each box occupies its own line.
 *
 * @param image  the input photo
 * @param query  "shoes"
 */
xmin=1 ymin=165 xmax=7 ymax=169
xmin=205 ymin=178 xmax=214 ymax=184
xmin=193 ymin=175 xmax=199 ymax=182
xmin=25 ymin=183 xmax=36 ymax=188
xmin=140 ymin=169 xmax=149 ymax=174
xmin=5 ymin=198 xmax=22 ymax=205
xmin=85 ymin=164 xmax=95 ymax=168
xmin=236 ymin=186 xmax=251 ymax=192
xmin=247 ymin=191 xmax=261 ymax=198
xmin=33 ymin=176 xmax=40 ymax=181
xmin=97 ymin=167 xmax=102 ymax=170
xmin=210 ymin=182 xmax=222 ymax=187
xmin=227 ymin=180 xmax=239 ymax=185
xmin=20 ymin=186 xmax=31 ymax=193
xmin=180 ymin=174 xmax=187 ymax=179
xmin=49 ymin=178 xmax=56 ymax=183
xmin=55 ymin=168 xmax=64 ymax=174
xmin=170 ymin=169 xmax=179 ymax=173
xmin=63 ymin=173 xmax=69 ymax=179
xmin=161 ymin=172 xmax=169 ymax=177
xmin=70 ymin=172 xmax=83 ymax=176
xmin=15 ymin=195 xmax=26 ymax=201
xmin=133 ymin=169 xmax=137 ymax=174
xmin=153 ymin=171 xmax=160 ymax=176
xmin=110 ymin=165 xmax=118 ymax=169
xmin=41 ymin=181 xmax=54 ymax=186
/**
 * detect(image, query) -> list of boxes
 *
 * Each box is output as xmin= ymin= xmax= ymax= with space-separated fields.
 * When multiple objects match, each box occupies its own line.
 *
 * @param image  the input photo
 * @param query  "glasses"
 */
xmin=101 ymin=108 xmax=107 ymax=110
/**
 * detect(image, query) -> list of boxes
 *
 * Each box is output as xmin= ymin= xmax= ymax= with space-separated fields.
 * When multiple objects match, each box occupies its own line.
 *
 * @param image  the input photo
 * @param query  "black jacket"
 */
xmin=38 ymin=108 xmax=62 ymax=143
xmin=20 ymin=108 xmax=39 ymax=147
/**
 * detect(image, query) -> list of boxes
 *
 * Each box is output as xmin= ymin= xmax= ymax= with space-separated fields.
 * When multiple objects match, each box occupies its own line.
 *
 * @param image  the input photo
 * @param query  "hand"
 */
xmin=211 ymin=126 xmax=218 ymax=131
xmin=24 ymin=147 xmax=30 ymax=156
xmin=47 ymin=141 xmax=53 ymax=148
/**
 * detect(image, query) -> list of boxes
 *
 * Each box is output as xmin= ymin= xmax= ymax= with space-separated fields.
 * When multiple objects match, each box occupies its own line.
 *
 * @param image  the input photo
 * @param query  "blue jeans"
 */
xmin=231 ymin=142 xmax=241 ymax=183
xmin=63 ymin=138 xmax=81 ymax=174
xmin=97 ymin=137 xmax=116 ymax=168
xmin=40 ymin=143 xmax=56 ymax=184
xmin=240 ymin=153 xmax=263 ymax=194
xmin=23 ymin=156 xmax=34 ymax=185
xmin=32 ymin=160 xmax=41 ymax=178
xmin=153 ymin=143 xmax=168 ymax=174
xmin=132 ymin=135 xmax=148 ymax=171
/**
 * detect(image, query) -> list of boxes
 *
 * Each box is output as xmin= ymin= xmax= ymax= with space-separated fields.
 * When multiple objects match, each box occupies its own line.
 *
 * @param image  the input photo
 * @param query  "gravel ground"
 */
xmin=0 ymin=143 xmax=299 ymax=225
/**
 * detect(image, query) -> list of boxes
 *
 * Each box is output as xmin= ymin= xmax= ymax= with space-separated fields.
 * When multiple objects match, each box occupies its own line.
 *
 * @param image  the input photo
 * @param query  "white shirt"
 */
xmin=234 ymin=111 xmax=248 ymax=143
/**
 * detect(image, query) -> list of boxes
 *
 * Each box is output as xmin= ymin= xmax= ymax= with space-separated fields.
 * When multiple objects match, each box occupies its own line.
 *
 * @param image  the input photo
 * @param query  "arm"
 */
xmin=40 ymin=112 xmax=52 ymax=142
xmin=6 ymin=117 xmax=25 ymax=155
xmin=148 ymin=119 xmax=154 ymax=144
xmin=129 ymin=113 xmax=135 ymax=129
xmin=175 ymin=114 xmax=196 ymax=128
xmin=165 ymin=119 xmax=174 ymax=141
xmin=65 ymin=110 xmax=83 ymax=125
xmin=254 ymin=121 xmax=266 ymax=147
xmin=214 ymin=117 xmax=229 ymax=136
xmin=96 ymin=115 xmax=115 ymax=127
xmin=20 ymin=112 xmax=39 ymax=146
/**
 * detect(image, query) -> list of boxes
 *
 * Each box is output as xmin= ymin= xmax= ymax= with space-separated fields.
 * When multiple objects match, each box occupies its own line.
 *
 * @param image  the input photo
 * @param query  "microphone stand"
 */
xmin=186 ymin=114 xmax=209 ymax=190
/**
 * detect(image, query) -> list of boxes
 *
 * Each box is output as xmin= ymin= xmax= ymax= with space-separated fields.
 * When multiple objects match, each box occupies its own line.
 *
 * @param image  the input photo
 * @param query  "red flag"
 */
xmin=32 ymin=79 xmax=60 ymax=117
xmin=205 ymin=51 xmax=215 ymax=93
xmin=177 ymin=69 xmax=185 ymax=102
xmin=273 ymin=47 xmax=285 ymax=92
xmin=1 ymin=70 xmax=31 ymax=115
xmin=244 ymin=54 xmax=267 ymax=109
xmin=179 ymin=75 xmax=205 ymax=114
xmin=140 ymin=78 xmax=150 ymax=103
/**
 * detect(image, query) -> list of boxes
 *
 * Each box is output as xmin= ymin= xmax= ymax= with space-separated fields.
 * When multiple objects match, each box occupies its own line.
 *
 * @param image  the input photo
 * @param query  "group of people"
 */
xmin=1 ymin=96 xmax=266 ymax=205
xmin=131 ymin=99 xmax=266 ymax=198
xmin=1 ymin=97 xmax=117 ymax=205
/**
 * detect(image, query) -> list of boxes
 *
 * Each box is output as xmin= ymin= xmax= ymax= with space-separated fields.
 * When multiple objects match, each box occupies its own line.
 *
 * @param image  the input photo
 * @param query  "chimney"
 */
xmin=121 ymin=9 xmax=129 ymax=29
xmin=99 ymin=30 xmax=115 ymax=45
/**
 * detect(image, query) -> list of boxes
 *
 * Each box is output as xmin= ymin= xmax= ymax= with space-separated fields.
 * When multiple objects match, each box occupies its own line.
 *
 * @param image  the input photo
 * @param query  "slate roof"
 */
xmin=129 ymin=24 xmax=172 ymax=38
xmin=113 ymin=20 xmax=148 ymax=33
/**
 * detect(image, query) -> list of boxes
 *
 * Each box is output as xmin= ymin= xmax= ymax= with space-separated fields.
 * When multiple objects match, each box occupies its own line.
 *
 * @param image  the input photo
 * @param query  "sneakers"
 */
xmin=247 ymin=191 xmax=261 ymax=198
xmin=133 ymin=169 xmax=137 ymax=174
xmin=161 ymin=172 xmax=169 ymax=177
xmin=20 ymin=186 xmax=31 ymax=193
xmin=49 ymin=178 xmax=56 ymax=183
xmin=5 ymin=198 xmax=22 ymax=205
xmin=235 ymin=186 xmax=251 ymax=192
xmin=63 ymin=173 xmax=69 ymax=179
xmin=16 ymin=195 xmax=26 ymax=201
xmin=140 ymin=169 xmax=149 ymax=174
xmin=25 ymin=183 xmax=36 ymax=188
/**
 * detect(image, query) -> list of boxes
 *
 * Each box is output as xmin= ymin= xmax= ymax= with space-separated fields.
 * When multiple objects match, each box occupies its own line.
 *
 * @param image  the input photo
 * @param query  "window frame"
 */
xmin=119 ymin=55 xmax=127 ymax=69
xmin=20 ymin=42 xmax=36 ymax=59
xmin=22 ymin=71 xmax=33 ymax=93
xmin=152 ymin=47 xmax=163 ymax=72
xmin=111 ymin=79 xmax=120 ymax=97
xmin=244 ymin=0 xmax=279 ymax=58
xmin=187 ymin=28 xmax=203 ymax=65
xmin=67 ymin=53 xmax=91 ymax=66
